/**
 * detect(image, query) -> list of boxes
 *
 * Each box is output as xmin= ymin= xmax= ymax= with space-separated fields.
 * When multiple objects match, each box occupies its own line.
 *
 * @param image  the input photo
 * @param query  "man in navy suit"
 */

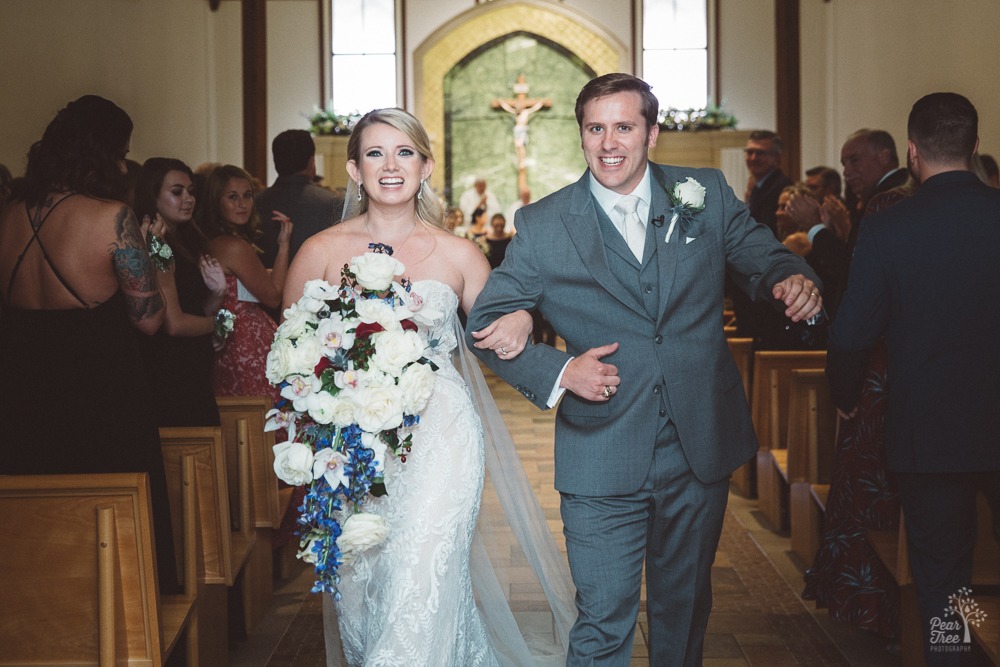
xmin=828 ymin=92 xmax=1000 ymax=666
xmin=469 ymin=74 xmax=822 ymax=666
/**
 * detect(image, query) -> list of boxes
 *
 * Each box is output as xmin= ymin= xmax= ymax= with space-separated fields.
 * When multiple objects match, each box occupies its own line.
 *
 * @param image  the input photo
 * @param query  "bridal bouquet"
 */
xmin=265 ymin=244 xmax=439 ymax=596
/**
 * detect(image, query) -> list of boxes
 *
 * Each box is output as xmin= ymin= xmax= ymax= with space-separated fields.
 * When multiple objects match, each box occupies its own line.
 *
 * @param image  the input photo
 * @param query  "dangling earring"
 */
xmin=357 ymin=181 xmax=364 ymax=202
xmin=417 ymin=178 xmax=424 ymax=201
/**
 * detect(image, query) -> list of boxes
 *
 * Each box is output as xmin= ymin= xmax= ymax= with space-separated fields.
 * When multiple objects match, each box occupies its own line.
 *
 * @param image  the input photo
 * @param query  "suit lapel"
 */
xmin=560 ymin=173 xmax=647 ymax=318
xmin=650 ymin=165 xmax=682 ymax=318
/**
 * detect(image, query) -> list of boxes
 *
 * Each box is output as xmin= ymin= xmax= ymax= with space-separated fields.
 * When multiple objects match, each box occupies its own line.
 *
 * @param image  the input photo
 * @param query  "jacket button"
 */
xmin=653 ymin=385 xmax=661 ymax=395
xmin=654 ymin=335 xmax=663 ymax=344
xmin=659 ymin=409 xmax=667 ymax=417
xmin=644 ymin=285 xmax=653 ymax=294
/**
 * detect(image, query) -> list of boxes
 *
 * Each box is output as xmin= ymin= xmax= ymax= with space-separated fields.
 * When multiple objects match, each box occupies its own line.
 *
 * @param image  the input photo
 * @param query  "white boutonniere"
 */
xmin=664 ymin=177 xmax=706 ymax=243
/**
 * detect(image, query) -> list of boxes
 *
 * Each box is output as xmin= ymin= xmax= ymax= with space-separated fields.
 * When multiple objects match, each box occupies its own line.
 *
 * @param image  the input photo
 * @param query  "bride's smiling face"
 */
xmin=349 ymin=122 xmax=432 ymax=206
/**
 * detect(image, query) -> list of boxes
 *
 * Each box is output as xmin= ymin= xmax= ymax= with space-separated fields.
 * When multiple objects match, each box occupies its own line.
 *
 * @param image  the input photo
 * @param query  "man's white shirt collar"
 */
xmin=589 ymin=165 xmax=653 ymax=224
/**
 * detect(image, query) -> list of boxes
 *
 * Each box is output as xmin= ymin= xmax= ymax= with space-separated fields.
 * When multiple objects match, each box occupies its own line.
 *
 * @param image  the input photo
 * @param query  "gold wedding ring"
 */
xmin=603 ymin=386 xmax=613 ymax=398
xmin=499 ymin=347 xmax=507 ymax=355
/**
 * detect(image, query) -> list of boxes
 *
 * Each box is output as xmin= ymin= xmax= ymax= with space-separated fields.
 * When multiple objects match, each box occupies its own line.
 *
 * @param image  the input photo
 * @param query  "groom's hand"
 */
xmin=772 ymin=274 xmax=823 ymax=322
xmin=561 ymin=342 xmax=620 ymax=402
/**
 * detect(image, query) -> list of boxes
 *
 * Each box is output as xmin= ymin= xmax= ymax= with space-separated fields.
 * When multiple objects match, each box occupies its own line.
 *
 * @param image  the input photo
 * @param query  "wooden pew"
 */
xmin=726 ymin=337 xmax=755 ymax=497
xmin=868 ymin=493 xmax=1000 ymax=667
xmin=160 ymin=426 xmax=256 ymax=665
xmin=215 ymin=395 xmax=280 ymax=529
xmin=783 ymin=369 xmax=838 ymax=563
xmin=216 ymin=396 xmax=282 ymax=632
xmin=750 ymin=350 xmax=827 ymax=521
xmin=0 ymin=471 xmax=198 ymax=667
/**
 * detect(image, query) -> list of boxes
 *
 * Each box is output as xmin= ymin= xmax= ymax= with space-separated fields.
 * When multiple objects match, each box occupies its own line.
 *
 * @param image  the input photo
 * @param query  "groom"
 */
xmin=468 ymin=73 xmax=822 ymax=666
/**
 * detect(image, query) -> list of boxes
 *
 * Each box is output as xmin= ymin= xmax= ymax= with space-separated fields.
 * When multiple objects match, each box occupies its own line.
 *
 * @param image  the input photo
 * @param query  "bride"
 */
xmin=283 ymin=108 xmax=574 ymax=666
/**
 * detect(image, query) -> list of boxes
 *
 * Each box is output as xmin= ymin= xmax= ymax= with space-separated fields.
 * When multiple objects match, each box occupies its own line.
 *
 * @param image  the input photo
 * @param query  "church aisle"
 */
xmin=233 ymin=360 xmax=900 ymax=666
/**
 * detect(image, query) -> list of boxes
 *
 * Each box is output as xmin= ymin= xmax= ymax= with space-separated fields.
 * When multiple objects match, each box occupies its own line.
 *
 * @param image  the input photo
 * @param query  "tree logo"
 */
xmin=929 ymin=587 xmax=988 ymax=652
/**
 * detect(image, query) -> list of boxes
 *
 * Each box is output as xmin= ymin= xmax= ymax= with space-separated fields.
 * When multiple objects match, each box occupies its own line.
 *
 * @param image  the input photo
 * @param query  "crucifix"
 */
xmin=492 ymin=74 xmax=551 ymax=197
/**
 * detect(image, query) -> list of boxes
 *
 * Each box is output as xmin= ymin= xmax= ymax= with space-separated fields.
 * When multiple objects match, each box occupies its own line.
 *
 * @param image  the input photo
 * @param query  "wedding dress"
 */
xmin=326 ymin=279 xmax=575 ymax=666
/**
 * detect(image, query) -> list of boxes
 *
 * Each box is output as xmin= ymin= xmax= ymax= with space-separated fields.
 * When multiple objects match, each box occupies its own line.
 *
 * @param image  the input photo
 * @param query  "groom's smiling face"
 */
xmin=580 ymin=91 xmax=659 ymax=195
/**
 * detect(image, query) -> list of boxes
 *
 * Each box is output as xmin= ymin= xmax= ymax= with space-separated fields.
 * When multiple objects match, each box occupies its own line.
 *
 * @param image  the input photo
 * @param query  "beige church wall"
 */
xmin=716 ymin=0 xmax=777 ymax=133
xmin=265 ymin=0 xmax=326 ymax=184
xmin=799 ymin=0 xmax=1000 ymax=183
xmin=0 ymin=0 xmax=246 ymax=176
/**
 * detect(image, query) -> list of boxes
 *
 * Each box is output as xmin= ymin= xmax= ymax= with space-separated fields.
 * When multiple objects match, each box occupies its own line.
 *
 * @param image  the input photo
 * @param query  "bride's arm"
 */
xmin=460 ymin=241 xmax=533 ymax=360
xmin=282 ymin=236 xmax=331 ymax=312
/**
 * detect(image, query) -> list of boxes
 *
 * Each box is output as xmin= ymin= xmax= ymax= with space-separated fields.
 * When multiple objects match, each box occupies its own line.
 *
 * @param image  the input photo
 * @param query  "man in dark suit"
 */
xmin=468 ymin=73 xmax=822 ymax=666
xmin=732 ymin=130 xmax=794 ymax=340
xmin=840 ymin=128 xmax=909 ymax=248
xmin=828 ymin=92 xmax=1000 ymax=666
xmin=257 ymin=129 xmax=343 ymax=268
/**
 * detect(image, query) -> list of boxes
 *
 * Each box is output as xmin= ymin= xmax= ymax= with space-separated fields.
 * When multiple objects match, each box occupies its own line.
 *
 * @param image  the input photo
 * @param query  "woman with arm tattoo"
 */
xmin=0 ymin=95 xmax=180 ymax=593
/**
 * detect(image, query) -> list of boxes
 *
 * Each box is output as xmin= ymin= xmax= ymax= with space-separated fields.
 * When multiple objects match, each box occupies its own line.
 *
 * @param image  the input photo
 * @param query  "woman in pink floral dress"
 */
xmin=198 ymin=164 xmax=292 ymax=398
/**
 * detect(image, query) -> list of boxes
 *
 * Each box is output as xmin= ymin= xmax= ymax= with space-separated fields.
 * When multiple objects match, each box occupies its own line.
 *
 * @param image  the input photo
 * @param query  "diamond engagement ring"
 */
xmin=603 ymin=386 xmax=613 ymax=398
xmin=499 ymin=347 xmax=507 ymax=355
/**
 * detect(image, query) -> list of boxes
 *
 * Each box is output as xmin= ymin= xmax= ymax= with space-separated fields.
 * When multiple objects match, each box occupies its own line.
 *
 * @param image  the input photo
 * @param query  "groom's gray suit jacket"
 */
xmin=467 ymin=163 xmax=819 ymax=496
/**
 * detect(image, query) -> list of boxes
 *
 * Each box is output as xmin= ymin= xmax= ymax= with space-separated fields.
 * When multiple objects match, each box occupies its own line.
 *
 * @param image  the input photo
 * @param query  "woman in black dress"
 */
xmin=134 ymin=158 xmax=226 ymax=427
xmin=0 ymin=96 xmax=179 ymax=592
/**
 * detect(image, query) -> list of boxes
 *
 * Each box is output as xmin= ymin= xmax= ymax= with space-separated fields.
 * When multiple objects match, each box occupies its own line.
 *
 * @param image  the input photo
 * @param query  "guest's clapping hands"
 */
xmin=786 ymin=192 xmax=822 ymax=228
xmin=199 ymin=254 xmax=227 ymax=299
xmin=561 ymin=342 xmax=620 ymax=402
xmin=820 ymin=195 xmax=851 ymax=243
xmin=272 ymin=210 xmax=293 ymax=245
xmin=772 ymin=275 xmax=822 ymax=322
xmin=471 ymin=310 xmax=533 ymax=359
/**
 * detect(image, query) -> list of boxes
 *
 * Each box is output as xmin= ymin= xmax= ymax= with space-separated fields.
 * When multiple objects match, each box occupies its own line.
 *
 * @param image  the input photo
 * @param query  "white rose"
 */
xmin=266 ymin=338 xmax=296 ymax=384
xmin=370 ymin=329 xmax=425 ymax=376
xmin=287 ymin=335 xmax=322 ymax=377
xmin=360 ymin=369 xmax=394 ymax=389
xmin=354 ymin=298 xmax=399 ymax=330
xmin=316 ymin=316 xmax=355 ymax=354
xmin=397 ymin=362 xmax=436 ymax=414
xmin=338 ymin=512 xmax=389 ymax=561
xmin=350 ymin=253 xmax=405 ymax=292
xmin=277 ymin=304 xmax=317 ymax=340
xmin=673 ymin=177 xmax=706 ymax=210
xmin=272 ymin=440 xmax=314 ymax=486
xmin=304 ymin=391 xmax=339 ymax=425
xmin=353 ymin=385 xmax=404 ymax=433
xmin=327 ymin=393 xmax=357 ymax=428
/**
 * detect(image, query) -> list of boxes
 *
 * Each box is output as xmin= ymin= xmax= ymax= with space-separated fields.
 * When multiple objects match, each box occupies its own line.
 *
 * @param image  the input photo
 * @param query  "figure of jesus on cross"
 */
xmin=492 ymin=74 xmax=551 ymax=196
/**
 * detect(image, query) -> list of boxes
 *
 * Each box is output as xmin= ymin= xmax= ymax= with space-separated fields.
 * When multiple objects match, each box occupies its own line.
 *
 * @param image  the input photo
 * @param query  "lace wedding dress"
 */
xmin=325 ymin=279 xmax=575 ymax=667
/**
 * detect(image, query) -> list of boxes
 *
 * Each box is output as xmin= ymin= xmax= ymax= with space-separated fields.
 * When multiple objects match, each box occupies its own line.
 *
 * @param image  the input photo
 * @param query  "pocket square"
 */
xmin=685 ymin=236 xmax=696 ymax=245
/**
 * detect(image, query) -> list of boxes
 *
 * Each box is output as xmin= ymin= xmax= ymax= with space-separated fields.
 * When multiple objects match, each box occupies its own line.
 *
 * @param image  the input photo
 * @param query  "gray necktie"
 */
xmin=614 ymin=195 xmax=645 ymax=261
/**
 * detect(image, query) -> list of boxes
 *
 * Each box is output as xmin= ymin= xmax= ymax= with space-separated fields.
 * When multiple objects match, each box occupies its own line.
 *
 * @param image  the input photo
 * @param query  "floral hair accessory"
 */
xmin=214 ymin=309 xmax=236 ymax=340
xmin=664 ymin=177 xmax=706 ymax=243
xmin=147 ymin=233 xmax=174 ymax=271
xmin=265 ymin=247 xmax=439 ymax=597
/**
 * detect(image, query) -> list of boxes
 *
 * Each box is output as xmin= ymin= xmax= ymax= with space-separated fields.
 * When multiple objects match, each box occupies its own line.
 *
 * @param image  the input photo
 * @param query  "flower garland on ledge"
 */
xmin=264 ymin=244 xmax=440 ymax=596
xmin=657 ymin=104 xmax=738 ymax=132
xmin=306 ymin=107 xmax=362 ymax=136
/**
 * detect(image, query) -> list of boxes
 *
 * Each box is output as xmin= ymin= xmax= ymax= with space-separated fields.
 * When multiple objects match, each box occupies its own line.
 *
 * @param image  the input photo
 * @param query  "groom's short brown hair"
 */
xmin=575 ymin=73 xmax=659 ymax=133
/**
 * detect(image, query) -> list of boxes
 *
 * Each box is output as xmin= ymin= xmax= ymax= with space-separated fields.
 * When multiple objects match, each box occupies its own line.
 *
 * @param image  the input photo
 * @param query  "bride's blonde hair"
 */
xmin=343 ymin=108 xmax=445 ymax=229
